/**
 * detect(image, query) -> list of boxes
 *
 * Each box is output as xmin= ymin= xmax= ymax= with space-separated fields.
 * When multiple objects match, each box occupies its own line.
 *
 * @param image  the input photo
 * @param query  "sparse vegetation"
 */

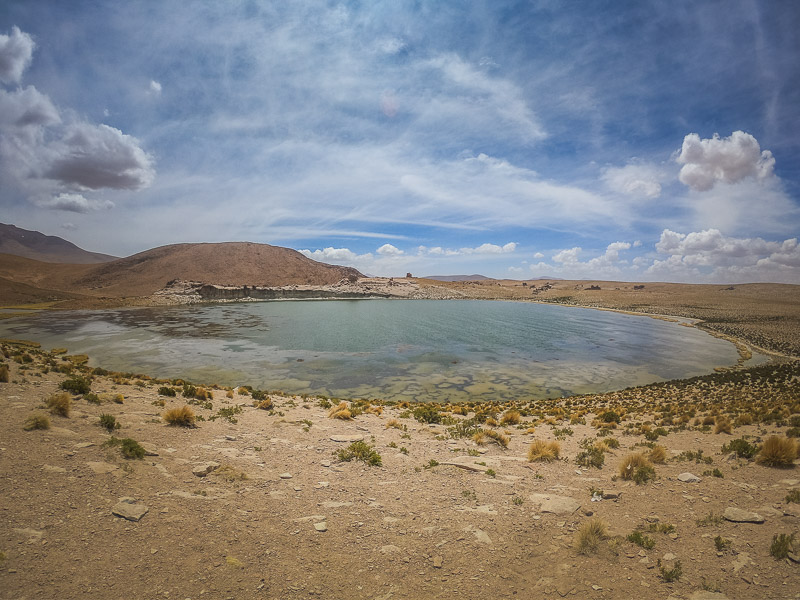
xmin=23 ymin=412 xmax=50 ymax=431
xmin=619 ymin=452 xmax=655 ymax=484
xmin=786 ymin=489 xmax=800 ymax=504
xmin=328 ymin=402 xmax=352 ymax=420
xmin=528 ymin=439 xmax=560 ymax=462
xmin=104 ymin=436 xmax=145 ymax=459
xmin=575 ymin=518 xmax=608 ymax=555
xmin=46 ymin=391 xmax=71 ymax=417
xmin=714 ymin=536 xmax=732 ymax=552
xmin=722 ymin=437 xmax=759 ymax=459
xmin=163 ymin=405 xmax=196 ymax=427
xmin=756 ymin=436 xmax=798 ymax=467
xmin=769 ymin=533 xmax=796 ymax=560
xmin=412 ymin=404 xmax=442 ymax=424
xmin=99 ymin=413 xmax=120 ymax=432
xmin=336 ymin=441 xmax=382 ymax=466
xmin=658 ymin=560 xmax=682 ymax=582
xmin=59 ymin=376 xmax=91 ymax=395
xmin=627 ymin=531 xmax=655 ymax=550
xmin=158 ymin=386 xmax=177 ymax=397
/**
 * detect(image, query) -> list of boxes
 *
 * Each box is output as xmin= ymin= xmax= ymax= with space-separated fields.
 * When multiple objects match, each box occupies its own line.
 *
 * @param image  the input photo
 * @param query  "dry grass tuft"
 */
xmin=163 ymin=405 xmax=196 ymax=427
xmin=23 ymin=412 xmax=50 ymax=431
xmin=619 ymin=452 xmax=655 ymax=483
xmin=756 ymin=436 xmax=798 ymax=468
xmin=214 ymin=464 xmax=249 ymax=481
xmin=482 ymin=429 xmax=510 ymax=448
xmin=385 ymin=418 xmax=403 ymax=429
xmin=365 ymin=405 xmax=383 ymax=416
xmin=714 ymin=417 xmax=733 ymax=434
xmin=648 ymin=445 xmax=668 ymax=464
xmin=0 ymin=364 xmax=9 ymax=383
xmin=575 ymin=518 xmax=608 ymax=555
xmin=328 ymin=402 xmax=352 ymax=420
xmin=46 ymin=392 xmax=71 ymax=417
xmin=527 ymin=439 xmax=560 ymax=462
xmin=500 ymin=410 xmax=521 ymax=425
xmin=472 ymin=431 xmax=487 ymax=445
xmin=255 ymin=398 xmax=273 ymax=410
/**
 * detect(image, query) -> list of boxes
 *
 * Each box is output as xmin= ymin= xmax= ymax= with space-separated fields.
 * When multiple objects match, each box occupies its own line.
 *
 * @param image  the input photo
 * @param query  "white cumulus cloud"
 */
xmin=0 ymin=26 xmax=35 ymax=84
xmin=676 ymin=131 xmax=775 ymax=192
xmin=299 ymin=247 xmax=361 ymax=262
xmin=35 ymin=192 xmax=114 ymax=213
xmin=377 ymin=243 xmax=404 ymax=257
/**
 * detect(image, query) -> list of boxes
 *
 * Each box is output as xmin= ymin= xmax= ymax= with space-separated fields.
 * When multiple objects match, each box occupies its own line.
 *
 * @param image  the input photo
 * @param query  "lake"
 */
xmin=0 ymin=299 xmax=747 ymax=402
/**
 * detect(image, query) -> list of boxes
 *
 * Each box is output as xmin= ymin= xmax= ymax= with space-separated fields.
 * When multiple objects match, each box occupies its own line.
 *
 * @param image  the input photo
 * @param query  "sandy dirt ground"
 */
xmin=1 ymin=339 xmax=799 ymax=600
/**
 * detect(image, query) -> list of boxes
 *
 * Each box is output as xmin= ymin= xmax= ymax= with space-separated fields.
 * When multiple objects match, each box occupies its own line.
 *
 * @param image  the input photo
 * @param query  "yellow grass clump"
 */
xmin=714 ymin=417 xmax=733 ymax=434
xmin=756 ymin=436 xmax=798 ymax=468
xmin=483 ymin=429 xmax=510 ymax=448
xmin=385 ymin=418 xmax=403 ymax=430
xmin=365 ymin=405 xmax=383 ymax=416
xmin=23 ymin=412 xmax=50 ymax=431
xmin=46 ymin=391 xmax=71 ymax=417
xmin=528 ymin=440 xmax=560 ymax=462
xmin=163 ymin=405 xmax=196 ymax=427
xmin=0 ymin=364 xmax=9 ymax=383
xmin=328 ymin=402 xmax=352 ymax=420
xmin=619 ymin=452 xmax=655 ymax=483
xmin=255 ymin=398 xmax=273 ymax=410
xmin=648 ymin=445 xmax=668 ymax=464
xmin=575 ymin=518 xmax=608 ymax=555
xmin=500 ymin=410 xmax=521 ymax=425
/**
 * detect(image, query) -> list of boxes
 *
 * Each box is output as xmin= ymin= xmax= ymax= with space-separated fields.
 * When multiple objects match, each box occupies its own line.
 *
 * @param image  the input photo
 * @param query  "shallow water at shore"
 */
xmin=1 ymin=299 xmax=745 ymax=401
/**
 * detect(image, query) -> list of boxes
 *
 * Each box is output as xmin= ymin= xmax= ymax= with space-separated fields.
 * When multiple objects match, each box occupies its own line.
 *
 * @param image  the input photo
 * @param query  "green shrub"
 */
xmin=104 ymin=436 xmax=145 ymax=459
xmin=770 ymin=533 xmax=796 ymax=560
xmin=413 ymin=404 xmax=442 ymax=424
xmin=627 ymin=531 xmax=655 ymax=549
xmin=714 ymin=536 xmax=731 ymax=552
xmin=99 ymin=413 xmax=120 ymax=432
xmin=575 ymin=446 xmax=605 ymax=469
xmin=658 ymin=560 xmax=682 ymax=582
xmin=336 ymin=441 xmax=382 ymax=466
xmin=722 ymin=438 xmax=759 ymax=459
xmin=786 ymin=489 xmax=800 ymax=504
xmin=84 ymin=392 xmax=101 ymax=404
xmin=158 ymin=386 xmax=177 ymax=397
xmin=59 ymin=377 xmax=91 ymax=395
xmin=600 ymin=410 xmax=621 ymax=423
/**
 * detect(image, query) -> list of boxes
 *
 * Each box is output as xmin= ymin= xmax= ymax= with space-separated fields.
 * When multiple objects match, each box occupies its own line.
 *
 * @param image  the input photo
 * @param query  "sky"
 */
xmin=1 ymin=1 xmax=799 ymax=283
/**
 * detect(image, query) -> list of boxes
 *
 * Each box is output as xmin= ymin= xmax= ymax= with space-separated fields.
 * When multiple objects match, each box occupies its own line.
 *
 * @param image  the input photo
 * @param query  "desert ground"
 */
xmin=1 ymin=314 xmax=799 ymax=599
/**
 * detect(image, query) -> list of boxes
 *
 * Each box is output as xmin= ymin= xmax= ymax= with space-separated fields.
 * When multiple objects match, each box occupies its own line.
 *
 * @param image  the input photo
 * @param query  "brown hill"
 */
xmin=0 ymin=223 xmax=117 ymax=264
xmin=70 ymin=242 xmax=363 ymax=297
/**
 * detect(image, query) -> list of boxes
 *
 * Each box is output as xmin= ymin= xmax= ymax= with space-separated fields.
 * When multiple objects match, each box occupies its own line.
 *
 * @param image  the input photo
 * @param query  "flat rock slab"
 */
xmin=688 ymin=592 xmax=731 ymax=600
xmin=723 ymin=507 xmax=765 ymax=523
xmin=86 ymin=461 xmax=118 ymax=474
xmin=112 ymin=499 xmax=149 ymax=522
xmin=330 ymin=434 xmax=364 ymax=443
xmin=677 ymin=472 xmax=701 ymax=483
xmin=529 ymin=493 xmax=580 ymax=515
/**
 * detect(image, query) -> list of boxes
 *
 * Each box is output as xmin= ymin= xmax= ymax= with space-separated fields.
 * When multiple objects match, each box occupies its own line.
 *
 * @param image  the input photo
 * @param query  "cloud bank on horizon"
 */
xmin=0 ymin=2 xmax=799 ymax=283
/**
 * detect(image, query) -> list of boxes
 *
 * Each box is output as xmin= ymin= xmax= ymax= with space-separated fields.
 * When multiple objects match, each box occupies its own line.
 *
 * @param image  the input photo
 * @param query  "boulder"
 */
xmin=723 ymin=507 xmax=765 ymax=523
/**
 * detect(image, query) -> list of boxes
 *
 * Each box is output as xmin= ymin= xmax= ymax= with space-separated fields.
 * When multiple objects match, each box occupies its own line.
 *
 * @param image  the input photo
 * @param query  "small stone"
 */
xmin=330 ymin=434 xmax=364 ymax=443
xmin=224 ymin=435 xmax=237 ymax=441
xmin=74 ymin=442 xmax=95 ymax=449
xmin=677 ymin=472 xmax=701 ymax=483
xmin=433 ymin=556 xmax=443 ymax=568
xmin=279 ymin=473 xmax=293 ymax=479
xmin=192 ymin=462 xmax=220 ymax=477
xmin=601 ymin=490 xmax=621 ymax=500
xmin=314 ymin=522 xmax=327 ymax=532
xmin=662 ymin=553 xmax=677 ymax=561
xmin=320 ymin=460 xmax=331 ymax=467
xmin=723 ymin=507 xmax=765 ymax=523
xmin=112 ymin=499 xmax=149 ymax=522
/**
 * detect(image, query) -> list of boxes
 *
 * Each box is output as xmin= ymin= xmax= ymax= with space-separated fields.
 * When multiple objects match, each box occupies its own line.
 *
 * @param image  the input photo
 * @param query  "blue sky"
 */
xmin=1 ymin=1 xmax=799 ymax=282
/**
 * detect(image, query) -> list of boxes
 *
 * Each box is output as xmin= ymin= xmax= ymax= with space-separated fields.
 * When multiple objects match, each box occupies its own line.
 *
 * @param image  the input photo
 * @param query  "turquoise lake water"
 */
xmin=0 ymin=299 xmax=746 ymax=402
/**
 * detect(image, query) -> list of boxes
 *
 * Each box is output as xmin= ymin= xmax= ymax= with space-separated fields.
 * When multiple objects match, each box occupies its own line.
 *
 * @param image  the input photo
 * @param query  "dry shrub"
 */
xmin=365 ymin=405 xmax=383 ymax=416
xmin=472 ymin=431 xmax=487 ymax=445
xmin=163 ymin=405 xmax=196 ymax=427
xmin=385 ymin=418 xmax=403 ymax=429
xmin=226 ymin=389 xmax=234 ymax=399
xmin=485 ymin=417 xmax=498 ymax=427
xmin=528 ymin=439 xmax=560 ymax=462
xmin=734 ymin=413 xmax=754 ymax=427
xmin=619 ymin=452 xmax=655 ymax=482
xmin=46 ymin=392 xmax=71 ymax=417
xmin=714 ymin=417 xmax=733 ymax=435
xmin=756 ymin=436 xmax=798 ymax=468
xmin=328 ymin=402 xmax=352 ymax=420
xmin=23 ymin=412 xmax=50 ymax=431
xmin=575 ymin=518 xmax=608 ymax=555
xmin=596 ymin=439 xmax=618 ymax=453
xmin=484 ymin=429 xmax=510 ymax=448
xmin=0 ymin=364 xmax=9 ymax=383
xmin=255 ymin=398 xmax=273 ymax=410
xmin=648 ymin=445 xmax=668 ymax=464
xmin=214 ymin=464 xmax=248 ymax=482
xmin=525 ymin=426 xmax=536 ymax=435
xmin=500 ymin=410 xmax=521 ymax=426
xmin=702 ymin=415 xmax=716 ymax=426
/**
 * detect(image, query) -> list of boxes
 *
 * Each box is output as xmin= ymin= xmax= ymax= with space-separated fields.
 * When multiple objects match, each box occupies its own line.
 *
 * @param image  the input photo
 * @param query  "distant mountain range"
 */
xmin=423 ymin=274 xmax=491 ymax=282
xmin=0 ymin=223 xmax=118 ymax=264
xmin=0 ymin=224 xmax=362 ymax=303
